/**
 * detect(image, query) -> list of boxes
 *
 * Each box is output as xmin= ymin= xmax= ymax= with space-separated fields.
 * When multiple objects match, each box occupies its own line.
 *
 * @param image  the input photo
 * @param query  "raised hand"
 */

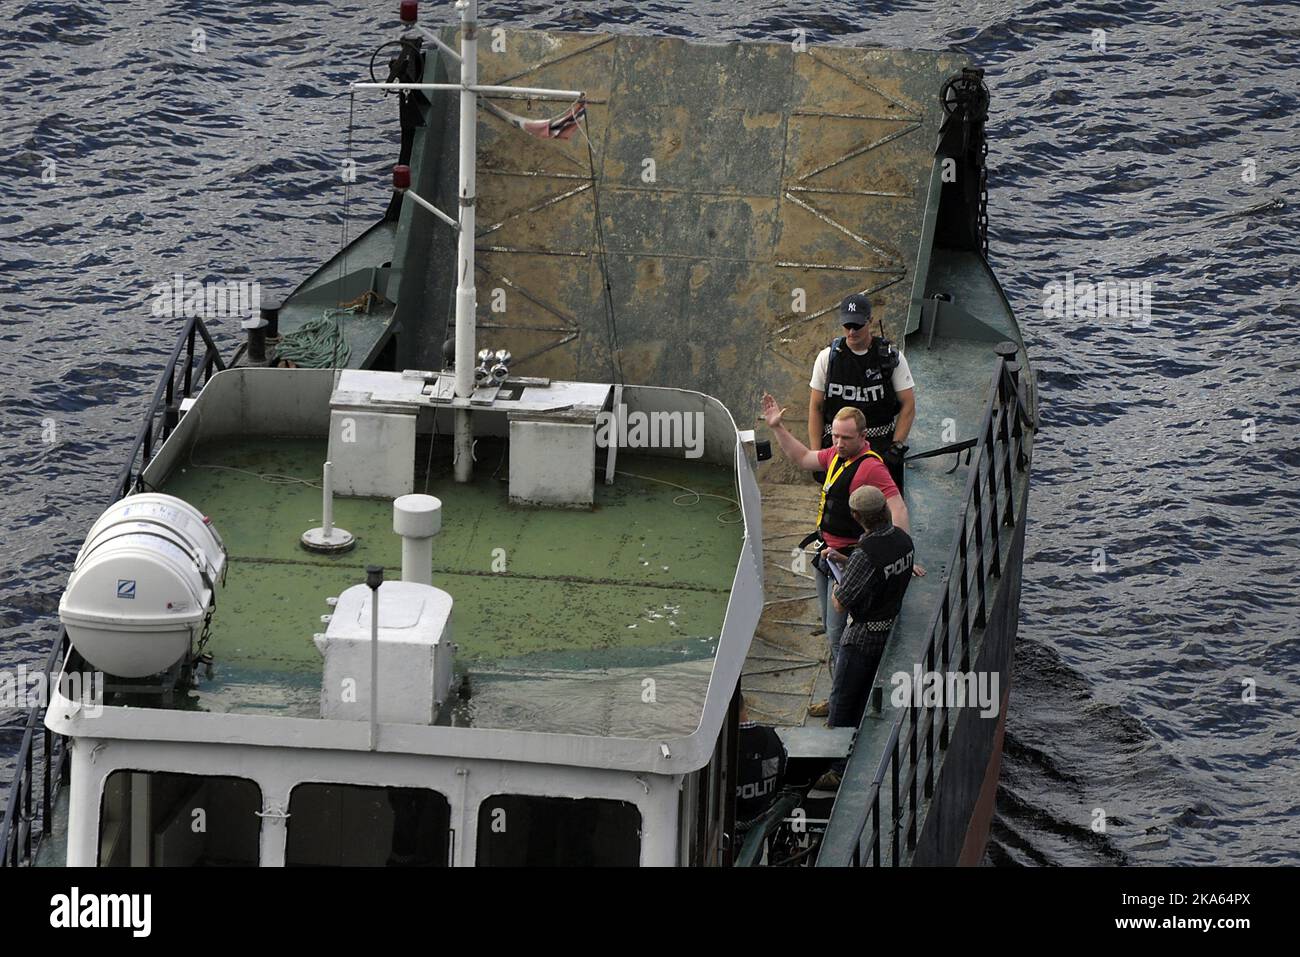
xmin=760 ymin=392 xmax=786 ymax=429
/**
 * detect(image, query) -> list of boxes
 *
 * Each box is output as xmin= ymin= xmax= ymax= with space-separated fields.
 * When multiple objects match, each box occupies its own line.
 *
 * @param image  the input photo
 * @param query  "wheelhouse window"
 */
xmin=286 ymin=783 xmax=450 ymax=867
xmin=476 ymin=795 xmax=641 ymax=866
xmin=98 ymin=770 xmax=261 ymax=867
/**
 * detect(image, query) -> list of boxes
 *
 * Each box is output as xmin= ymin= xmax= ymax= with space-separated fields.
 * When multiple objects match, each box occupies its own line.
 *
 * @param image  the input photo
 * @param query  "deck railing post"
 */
xmin=1001 ymin=362 xmax=1021 ymax=521
xmin=985 ymin=415 xmax=1001 ymax=577
xmin=971 ymin=477 xmax=987 ymax=628
xmin=163 ymin=403 xmax=179 ymax=441
xmin=872 ymin=794 xmax=881 ymax=867
xmin=23 ymin=744 xmax=32 ymax=860
xmin=891 ymin=741 xmax=901 ymax=866
xmin=939 ymin=597 xmax=951 ymax=749
xmin=1005 ymin=360 xmax=1023 ymax=438
xmin=183 ymin=321 xmax=196 ymax=395
xmin=42 ymin=727 xmax=51 ymax=836
xmin=924 ymin=644 xmax=935 ymax=798
xmin=907 ymin=712 xmax=918 ymax=850
xmin=993 ymin=342 xmax=1022 ymax=462
xmin=940 ymin=589 xmax=952 ymax=679
xmin=957 ymin=522 xmax=971 ymax=669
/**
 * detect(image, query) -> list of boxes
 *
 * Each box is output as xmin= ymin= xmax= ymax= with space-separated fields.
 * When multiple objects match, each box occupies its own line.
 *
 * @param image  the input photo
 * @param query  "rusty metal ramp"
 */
xmin=411 ymin=30 xmax=966 ymax=405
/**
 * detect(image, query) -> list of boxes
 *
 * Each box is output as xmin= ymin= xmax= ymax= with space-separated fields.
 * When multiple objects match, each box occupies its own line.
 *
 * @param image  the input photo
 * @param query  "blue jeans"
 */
xmin=814 ymin=562 xmax=848 ymax=677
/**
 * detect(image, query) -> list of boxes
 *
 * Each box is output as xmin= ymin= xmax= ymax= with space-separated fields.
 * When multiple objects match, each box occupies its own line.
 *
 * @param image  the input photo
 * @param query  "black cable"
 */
xmin=490 ymin=438 xmax=509 ymax=482
xmin=344 ymin=89 xmax=355 ymax=245
xmin=904 ymin=438 xmax=977 ymax=462
xmin=582 ymin=111 xmax=624 ymax=385
xmin=422 ymin=411 xmax=438 ymax=494
xmin=331 ymin=90 xmax=356 ymax=373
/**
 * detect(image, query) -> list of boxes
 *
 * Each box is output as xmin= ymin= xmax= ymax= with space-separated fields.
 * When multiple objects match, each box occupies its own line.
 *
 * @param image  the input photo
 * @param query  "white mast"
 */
xmin=354 ymin=2 xmax=584 ymax=483
xmin=452 ymin=0 xmax=478 ymax=482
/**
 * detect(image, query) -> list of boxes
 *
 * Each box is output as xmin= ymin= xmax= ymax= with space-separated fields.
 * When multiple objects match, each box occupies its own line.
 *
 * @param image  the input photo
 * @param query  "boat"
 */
xmin=1 ymin=0 xmax=1034 ymax=867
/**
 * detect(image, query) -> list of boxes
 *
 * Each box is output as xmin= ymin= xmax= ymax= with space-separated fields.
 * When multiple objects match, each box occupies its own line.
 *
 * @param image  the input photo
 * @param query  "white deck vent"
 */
xmin=59 ymin=494 xmax=226 ymax=678
xmin=314 ymin=581 xmax=454 ymax=725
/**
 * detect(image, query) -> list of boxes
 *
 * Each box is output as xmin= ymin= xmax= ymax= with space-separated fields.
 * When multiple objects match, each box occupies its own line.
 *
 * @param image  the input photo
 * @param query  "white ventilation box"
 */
xmin=314 ymin=580 xmax=454 ymax=725
xmin=508 ymin=413 xmax=596 ymax=508
xmin=326 ymin=408 xmax=416 ymax=498
xmin=59 ymin=494 xmax=226 ymax=678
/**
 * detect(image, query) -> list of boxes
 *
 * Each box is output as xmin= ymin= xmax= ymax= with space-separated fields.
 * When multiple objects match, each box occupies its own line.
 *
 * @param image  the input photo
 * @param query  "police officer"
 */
xmin=808 ymin=293 xmax=916 ymax=493
xmin=814 ymin=485 xmax=916 ymax=791
xmin=735 ymin=693 xmax=788 ymax=828
xmin=760 ymin=394 xmax=923 ymax=719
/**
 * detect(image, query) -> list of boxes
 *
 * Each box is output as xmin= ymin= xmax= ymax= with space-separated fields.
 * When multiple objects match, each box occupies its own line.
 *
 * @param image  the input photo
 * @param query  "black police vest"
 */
xmin=823 ymin=337 xmax=901 ymax=434
xmin=847 ymin=526 xmax=915 ymax=623
xmin=735 ymin=723 xmax=786 ymax=822
xmin=818 ymin=450 xmax=883 ymax=541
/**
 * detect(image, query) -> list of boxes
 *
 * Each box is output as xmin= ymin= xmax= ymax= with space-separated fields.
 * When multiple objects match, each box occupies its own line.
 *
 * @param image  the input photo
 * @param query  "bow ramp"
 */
xmin=397 ymin=28 xmax=968 ymax=414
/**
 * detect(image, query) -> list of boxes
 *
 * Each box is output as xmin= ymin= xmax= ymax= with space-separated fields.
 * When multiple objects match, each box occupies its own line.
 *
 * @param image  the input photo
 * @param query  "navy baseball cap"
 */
xmin=839 ymin=294 xmax=872 ymax=327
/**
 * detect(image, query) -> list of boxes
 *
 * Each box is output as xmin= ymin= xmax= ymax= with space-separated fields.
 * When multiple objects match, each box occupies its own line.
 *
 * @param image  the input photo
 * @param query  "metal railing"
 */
xmin=114 ymin=316 xmax=227 ymax=498
xmin=818 ymin=341 xmax=1035 ymax=867
xmin=0 ymin=315 xmax=225 ymax=867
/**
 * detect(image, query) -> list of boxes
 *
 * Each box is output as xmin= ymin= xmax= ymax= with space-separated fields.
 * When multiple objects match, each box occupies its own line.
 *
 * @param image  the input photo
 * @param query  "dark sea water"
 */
xmin=2 ymin=1 xmax=1297 ymax=865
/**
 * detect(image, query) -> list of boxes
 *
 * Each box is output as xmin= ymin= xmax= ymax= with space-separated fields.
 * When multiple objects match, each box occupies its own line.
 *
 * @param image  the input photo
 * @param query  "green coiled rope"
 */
xmin=273 ymin=310 xmax=352 ymax=368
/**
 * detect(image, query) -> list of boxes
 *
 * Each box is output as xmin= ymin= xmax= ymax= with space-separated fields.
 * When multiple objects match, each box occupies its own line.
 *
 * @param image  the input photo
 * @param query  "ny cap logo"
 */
xmin=847 ymin=302 xmax=857 ymax=312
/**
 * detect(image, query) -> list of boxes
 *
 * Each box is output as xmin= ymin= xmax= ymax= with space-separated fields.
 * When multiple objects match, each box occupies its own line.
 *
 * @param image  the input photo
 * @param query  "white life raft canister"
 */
xmin=58 ymin=494 xmax=226 ymax=678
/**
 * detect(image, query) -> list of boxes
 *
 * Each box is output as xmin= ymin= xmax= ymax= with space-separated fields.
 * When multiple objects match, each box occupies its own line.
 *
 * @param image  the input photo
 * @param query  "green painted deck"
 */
xmin=138 ymin=436 xmax=742 ymax=738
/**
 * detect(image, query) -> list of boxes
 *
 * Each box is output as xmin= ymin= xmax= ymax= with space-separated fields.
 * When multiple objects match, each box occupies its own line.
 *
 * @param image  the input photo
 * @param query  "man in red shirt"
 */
xmin=761 ymin=394 xmax=924 ymax=716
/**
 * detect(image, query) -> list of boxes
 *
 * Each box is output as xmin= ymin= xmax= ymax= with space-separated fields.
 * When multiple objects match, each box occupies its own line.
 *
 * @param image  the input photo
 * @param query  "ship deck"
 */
xmin=117 ymin=435 xmax=742 ymax=739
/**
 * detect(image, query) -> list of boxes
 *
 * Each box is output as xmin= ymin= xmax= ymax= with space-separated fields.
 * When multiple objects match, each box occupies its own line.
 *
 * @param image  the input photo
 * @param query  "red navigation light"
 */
xmin=393 ymin=165 xmax=412 ymax=190
xmin=400 ymin=1 xmax=418 ymax=24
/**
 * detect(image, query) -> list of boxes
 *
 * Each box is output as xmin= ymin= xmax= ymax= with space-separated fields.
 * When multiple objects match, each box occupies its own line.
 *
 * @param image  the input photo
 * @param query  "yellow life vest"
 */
xmin=815 ymin=449 xmax=884 ymax=533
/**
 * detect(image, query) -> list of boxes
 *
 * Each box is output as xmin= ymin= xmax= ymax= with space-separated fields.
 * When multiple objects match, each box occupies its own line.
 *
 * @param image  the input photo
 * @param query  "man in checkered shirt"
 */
xmin=816 ymin=485 xmax=916 ymax=791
